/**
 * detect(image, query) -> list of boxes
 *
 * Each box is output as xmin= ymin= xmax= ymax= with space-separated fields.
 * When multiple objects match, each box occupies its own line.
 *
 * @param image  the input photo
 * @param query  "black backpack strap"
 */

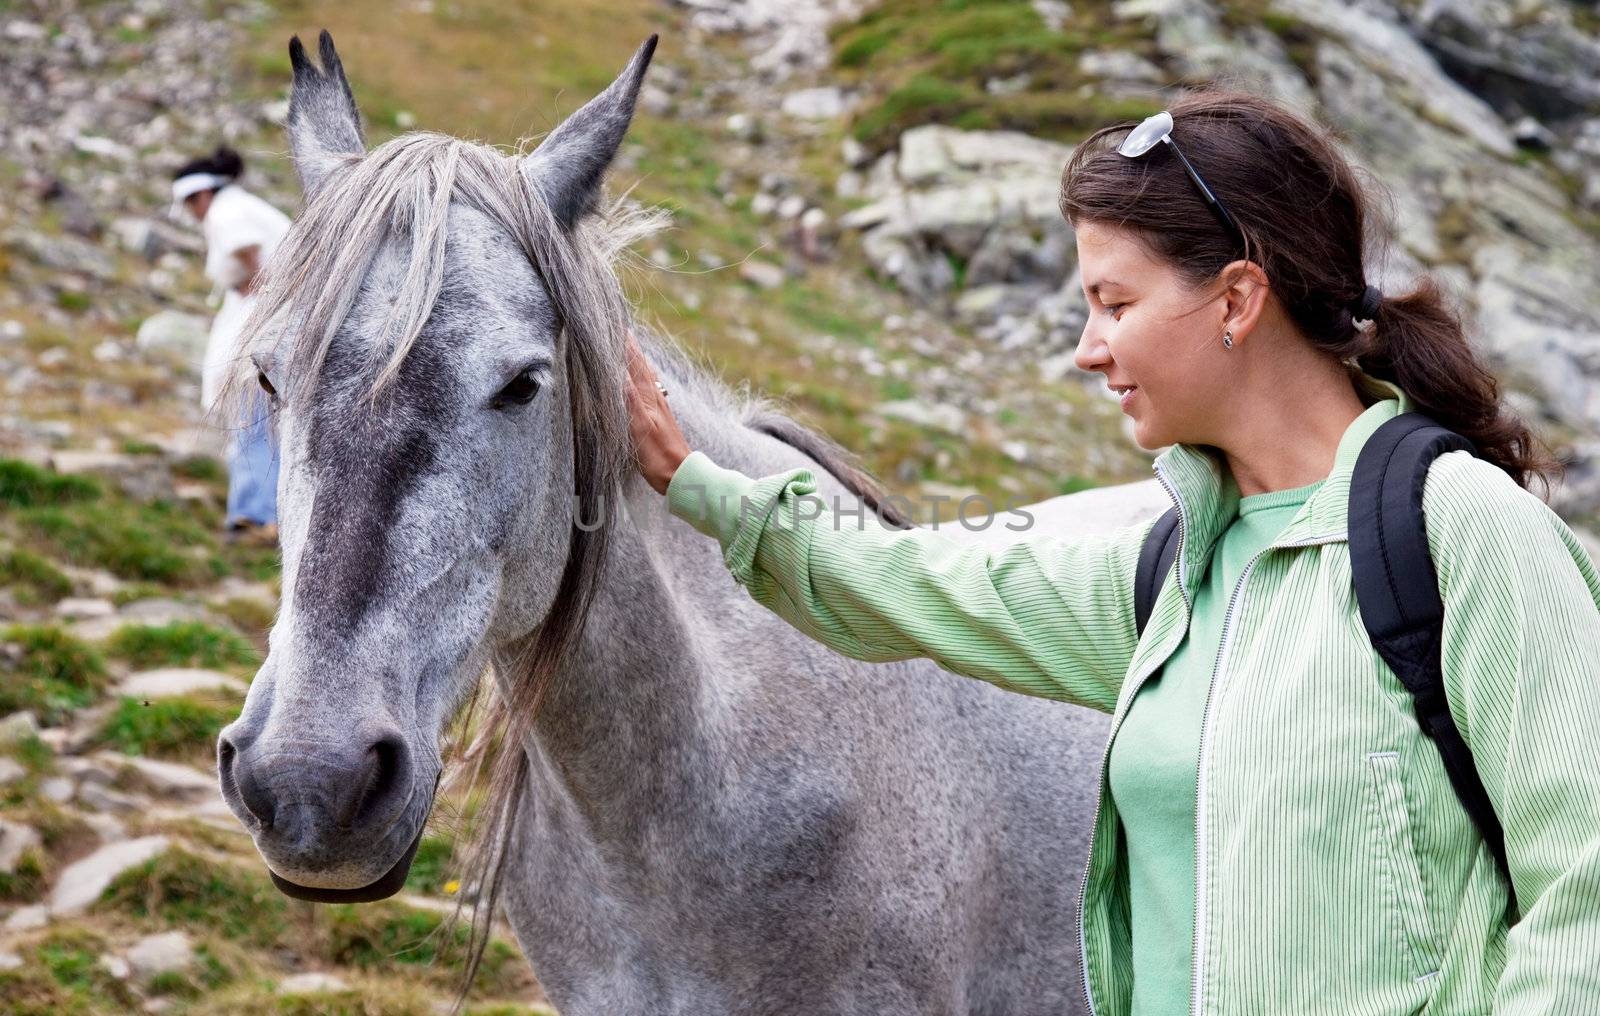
xmin=1348 ymin=412 xmax=1515 ymax=910
xmin=1134 ymin=508 xmax=1181 ymax=638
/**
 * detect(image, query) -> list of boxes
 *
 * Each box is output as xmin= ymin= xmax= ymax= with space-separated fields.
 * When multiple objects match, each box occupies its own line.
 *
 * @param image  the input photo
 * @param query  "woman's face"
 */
xmin=1071 ymin=220 xmax=1232 ymax=450
xmin=183 ymin=190 xmax=214 ymax=222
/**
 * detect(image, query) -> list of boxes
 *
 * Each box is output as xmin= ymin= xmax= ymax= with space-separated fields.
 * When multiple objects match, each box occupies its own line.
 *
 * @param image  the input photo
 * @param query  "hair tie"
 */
xmin=1352 ymin=284 xmax=1382 ymax=322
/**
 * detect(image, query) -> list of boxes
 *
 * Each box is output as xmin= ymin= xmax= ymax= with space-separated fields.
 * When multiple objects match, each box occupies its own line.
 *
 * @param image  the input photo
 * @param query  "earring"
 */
xmin=1222 ymin=329 xmax=1234 ymax=349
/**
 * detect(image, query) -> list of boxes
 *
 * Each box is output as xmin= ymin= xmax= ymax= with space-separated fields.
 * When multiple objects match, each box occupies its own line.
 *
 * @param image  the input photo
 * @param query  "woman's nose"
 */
xmin=1074 ymin=322 xmax=1111 ymax=375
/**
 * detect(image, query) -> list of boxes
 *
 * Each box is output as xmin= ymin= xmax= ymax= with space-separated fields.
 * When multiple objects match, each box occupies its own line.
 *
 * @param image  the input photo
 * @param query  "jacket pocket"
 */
xmin=1364 ymin=751 xmax=1442 ymax=983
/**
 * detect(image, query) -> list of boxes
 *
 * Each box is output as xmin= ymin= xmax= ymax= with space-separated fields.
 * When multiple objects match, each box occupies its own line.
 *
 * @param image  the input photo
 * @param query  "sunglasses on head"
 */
xmin=1117 ymin=110 xmax=1245 ymax=248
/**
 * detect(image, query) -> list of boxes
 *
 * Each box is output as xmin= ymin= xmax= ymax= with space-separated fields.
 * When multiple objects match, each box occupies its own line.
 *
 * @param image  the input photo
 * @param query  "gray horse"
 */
xmin=217 ymin=31 xmax=1113 ymax=1015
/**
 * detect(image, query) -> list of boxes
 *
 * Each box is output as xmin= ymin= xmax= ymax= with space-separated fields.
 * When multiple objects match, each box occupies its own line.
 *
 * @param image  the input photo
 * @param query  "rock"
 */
xmin=119 ymin=597 xmax=215 ymax=625
xmin=49 ymin=836 xmax=168 ymax=916
xmin=739 ymin=260 xmax=786 ymax=290
xmin=0 ymin=758 xmax=26 ymax=788
xmin=279 ymin=971 xmax=351 ymax=995
xmin=1079 ymin=49 xmax=1164 ymax=82
xmin=1032 ymin=0 xmax=1072 ymax=31
xmin=1510 ymin=116 xmax=1555 ymax=152
xmin=840 ymin=136 xmax=870 ymax=169
xmin=4 ymin=904 xmax=48 ymax=931
xmin=1409 ymin=0 xmax=1600 ymax=121
xmin=48 ymin=450 xmax=136 ymax=475
xmin=0 ymin=819 xmax=42 ymax=874
xmin=99 ymin=954 xmax=131 ymax=980
xmin=875 ymin=399 xmax=969 ymax=434
xmin=0 ymin=712 xmax=39 ymax=747
xmin=2 ymin=229 xmax=119 ymax=281
xmin=134 ymin=311 xmax=209 ymax=362
xmin=93 ymin=753 xmax=217 ymax=803
xmin=725 ymin=112 xmax=761 ymax=142
xmin=55 ymin=597 xmax=115 ymax=620
xmin=0 ymin=952 xmax=21 ymax=970
xmin=72 ymin=135 xmax=134 ymax=161
xmin=77 ymin=783 xmax=143 ymax=816
xmin=125 ymin=931 xmax=193 ymax=982
xmin=39 ymin=777 xmax=75 ymax=803
xmin=79 ymin=811 xmax=127 ymax=844
xmin=840 ymin=126 xmax=1076 ymax=299
xmin=1274 ymin=0 xmax=1514 ymax=155
xmin=118 ymin=668 xmax=247 ymax=699
xmin=781 ymin=87 xmax=850 ymax=120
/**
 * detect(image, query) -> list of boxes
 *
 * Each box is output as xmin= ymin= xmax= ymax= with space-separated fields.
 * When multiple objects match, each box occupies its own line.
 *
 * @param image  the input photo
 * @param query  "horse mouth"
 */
xmin=267 ymin=824 xmax=425 ymax=903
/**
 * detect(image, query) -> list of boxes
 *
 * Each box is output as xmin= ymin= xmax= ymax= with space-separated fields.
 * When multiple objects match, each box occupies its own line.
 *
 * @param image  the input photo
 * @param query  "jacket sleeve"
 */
xmin=1426 ymin=452 xmax=1600 ymax=1010
xmin=665 ymin=449 xmax=1150 ymax=713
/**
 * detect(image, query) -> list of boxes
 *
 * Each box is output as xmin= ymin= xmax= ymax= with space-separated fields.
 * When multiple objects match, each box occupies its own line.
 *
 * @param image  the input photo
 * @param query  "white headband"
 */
xmin=169 ymin=172 xmax=233 ymax=218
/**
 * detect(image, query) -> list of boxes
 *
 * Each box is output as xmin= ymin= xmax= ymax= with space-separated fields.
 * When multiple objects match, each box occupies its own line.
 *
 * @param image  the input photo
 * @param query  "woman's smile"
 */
xmin=1109 ymin=382 xmax=1139 ymax=412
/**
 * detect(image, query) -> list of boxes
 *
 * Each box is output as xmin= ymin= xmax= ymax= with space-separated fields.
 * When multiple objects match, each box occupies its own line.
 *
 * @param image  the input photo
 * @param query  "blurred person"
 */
xmin=170 ymin=145 xmax=290 ymax=542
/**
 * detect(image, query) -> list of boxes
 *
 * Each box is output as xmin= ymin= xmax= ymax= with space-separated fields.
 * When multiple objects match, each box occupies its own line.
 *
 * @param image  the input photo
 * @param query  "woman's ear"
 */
xmin=1219 ymin=259 xmax=1271 ymax=346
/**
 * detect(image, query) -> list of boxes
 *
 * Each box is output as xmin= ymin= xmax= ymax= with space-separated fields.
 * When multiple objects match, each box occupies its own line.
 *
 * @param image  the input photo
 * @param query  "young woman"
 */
xmin=624 ymin=91 xmax=1600 ymax=1013
xmin=170 ymin=146 xmax=291 ymax=540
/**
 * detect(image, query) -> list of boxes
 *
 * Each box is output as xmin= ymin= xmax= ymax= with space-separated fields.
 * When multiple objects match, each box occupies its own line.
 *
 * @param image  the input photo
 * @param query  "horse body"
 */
xmin=501 ymin=399 xmax=1110 ymax=1014
xmin=213 ymin=30 xmax=1149 ymax=1015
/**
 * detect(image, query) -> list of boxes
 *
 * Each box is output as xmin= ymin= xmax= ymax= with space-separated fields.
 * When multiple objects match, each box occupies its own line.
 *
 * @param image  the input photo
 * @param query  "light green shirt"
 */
xmin=1109 ymin=477 xmax=1323 ymax=1015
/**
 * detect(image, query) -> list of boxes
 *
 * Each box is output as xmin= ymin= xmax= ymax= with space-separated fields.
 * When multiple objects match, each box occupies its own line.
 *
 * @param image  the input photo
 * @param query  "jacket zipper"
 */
xmin=1077 ymin=464 xmax=1193 ymax=1016
xmin=1188 ymin=532 xmax=1345 ymax=1015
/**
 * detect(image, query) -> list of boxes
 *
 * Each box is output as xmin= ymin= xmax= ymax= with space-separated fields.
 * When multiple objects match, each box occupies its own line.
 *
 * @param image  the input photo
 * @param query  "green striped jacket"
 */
xmin=665 ymin=382 xmax=1600 ymax=1015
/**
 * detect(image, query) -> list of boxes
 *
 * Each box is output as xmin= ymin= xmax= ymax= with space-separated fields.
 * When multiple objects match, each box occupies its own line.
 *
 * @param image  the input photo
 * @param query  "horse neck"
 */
xmin=520 ymin=350 xmax=816 ymax=829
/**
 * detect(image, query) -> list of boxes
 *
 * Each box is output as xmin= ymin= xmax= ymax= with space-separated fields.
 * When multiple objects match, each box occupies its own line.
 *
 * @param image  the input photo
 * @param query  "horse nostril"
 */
xmin=221 ymin=734 xmax=277 ymax=830
xmin=339 ymin=734 xmax=408 ymax=829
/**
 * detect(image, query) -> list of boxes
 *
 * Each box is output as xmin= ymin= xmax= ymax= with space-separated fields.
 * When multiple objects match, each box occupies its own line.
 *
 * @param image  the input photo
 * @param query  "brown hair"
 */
xmin=1059 ymin=88 xmax=1559 ymax=492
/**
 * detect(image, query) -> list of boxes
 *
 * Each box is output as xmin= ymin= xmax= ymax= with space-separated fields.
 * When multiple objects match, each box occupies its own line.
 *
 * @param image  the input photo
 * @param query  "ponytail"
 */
xmin=1355 ymin=277 xmax=1559 ymax=493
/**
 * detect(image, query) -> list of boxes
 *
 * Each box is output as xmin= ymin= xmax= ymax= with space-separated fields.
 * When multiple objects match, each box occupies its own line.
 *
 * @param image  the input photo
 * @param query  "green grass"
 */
xmin=0 ymin=846 xmax=45 ymax=901
xmin=0 ymin=547 xmax=74 ymax=604
xmin=1 ymin=734 xmax=56 ymax=806
xmin=0 ymin=625 xmax=108 ymax=725
xmin=99 ymin=847 xmax=288 ymax=947
xmin=172 ymin=454 xmax=227 ymax=483
xmin=95 ymin=695 xmax=239 ymax=760
xmin=402 ymin=833 xmax=456 ymax=894
xmin=0 ymin=929 xmax=136 ymax=1015
xmin=18 ymin=499 xmax=222 ymax=586
xmin=320 ymin=900 xmax=524 ymax=996
xmin=106 ymin=621 xmax=259 ymax=670
xmin=0 ymin=458 xmax=100 ymax=508
xmin=833 ymin=0 xmax=1159 ymax=152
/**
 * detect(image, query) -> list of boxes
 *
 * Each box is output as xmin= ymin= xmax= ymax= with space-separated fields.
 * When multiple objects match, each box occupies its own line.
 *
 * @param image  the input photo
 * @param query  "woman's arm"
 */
xmin=1426 ymin=453 xmax=1600 ymax=1010
xmin=626 ymin=333 xmax=1146 ymax=712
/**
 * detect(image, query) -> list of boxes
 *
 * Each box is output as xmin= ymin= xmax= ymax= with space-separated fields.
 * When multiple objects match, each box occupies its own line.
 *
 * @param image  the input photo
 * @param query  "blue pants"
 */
xmin=226 ymin=396 xmax=279 ymax=527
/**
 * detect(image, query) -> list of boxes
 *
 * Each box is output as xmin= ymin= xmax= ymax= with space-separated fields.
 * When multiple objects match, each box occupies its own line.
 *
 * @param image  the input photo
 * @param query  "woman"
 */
xmin=170 ymin=146 xmax=291 ymax=540
xmin=624 ymin=91 xmax=1600 ymax=1013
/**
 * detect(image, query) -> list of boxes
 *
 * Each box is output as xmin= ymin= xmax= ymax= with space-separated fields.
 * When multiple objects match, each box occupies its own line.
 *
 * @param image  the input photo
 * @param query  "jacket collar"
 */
xmin=1149 ymin=374 xmax=1414 ymax=607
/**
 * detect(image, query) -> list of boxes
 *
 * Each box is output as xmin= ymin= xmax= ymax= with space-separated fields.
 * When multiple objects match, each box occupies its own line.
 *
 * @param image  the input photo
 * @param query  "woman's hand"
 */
xmin=624 ymin=331 xmax=692 ymax=496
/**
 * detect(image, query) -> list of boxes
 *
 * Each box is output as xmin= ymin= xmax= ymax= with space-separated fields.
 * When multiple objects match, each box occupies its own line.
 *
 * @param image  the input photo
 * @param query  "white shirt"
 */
xmin=197 ymin=185 xmax=291 ymax=412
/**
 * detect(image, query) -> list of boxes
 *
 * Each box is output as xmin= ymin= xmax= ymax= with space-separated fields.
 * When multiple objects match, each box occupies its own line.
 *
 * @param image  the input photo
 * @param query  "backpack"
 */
xmin=1133 ymin=412 xmax=1515 ymax=909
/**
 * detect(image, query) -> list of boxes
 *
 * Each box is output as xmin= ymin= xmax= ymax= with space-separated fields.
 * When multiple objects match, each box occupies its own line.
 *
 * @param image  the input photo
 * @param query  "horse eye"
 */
xmin=258 ymin=371 xmax=277 ymax=397
xmin=494 ymin=368 xmax=542 ymax=408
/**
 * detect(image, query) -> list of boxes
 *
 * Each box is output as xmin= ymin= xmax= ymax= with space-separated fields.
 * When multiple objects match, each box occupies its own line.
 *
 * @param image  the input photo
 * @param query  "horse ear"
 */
xmin=286 ymin=30 xmax=366 ymax=198
xmin=523 ymin=35 xmax=657 ymax=229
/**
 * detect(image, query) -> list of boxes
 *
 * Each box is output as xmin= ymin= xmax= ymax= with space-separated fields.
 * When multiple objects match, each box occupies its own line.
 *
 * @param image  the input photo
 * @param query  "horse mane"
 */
xmin=743 ymin=409 xmax=912 ymax=528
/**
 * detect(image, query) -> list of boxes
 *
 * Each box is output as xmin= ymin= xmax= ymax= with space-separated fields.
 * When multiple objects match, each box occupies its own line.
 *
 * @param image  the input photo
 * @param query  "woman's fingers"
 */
xmin=623 ymin=330 xmax=691 ymax=496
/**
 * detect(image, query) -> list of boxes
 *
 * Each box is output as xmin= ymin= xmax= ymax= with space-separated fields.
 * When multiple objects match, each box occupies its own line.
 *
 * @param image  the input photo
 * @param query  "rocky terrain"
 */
xmin=2 ymin=0 xmax=1597 ymax=1012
